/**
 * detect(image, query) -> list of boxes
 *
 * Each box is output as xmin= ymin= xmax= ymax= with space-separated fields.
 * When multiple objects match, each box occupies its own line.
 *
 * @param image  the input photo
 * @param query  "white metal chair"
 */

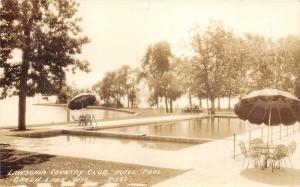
xmin=268 ymin=144 xmax=288 ymax=172
xmin=249 ymin=138 xmax=264 ymax=165
xmin=239 ymin=141 xmax=261 ymax=168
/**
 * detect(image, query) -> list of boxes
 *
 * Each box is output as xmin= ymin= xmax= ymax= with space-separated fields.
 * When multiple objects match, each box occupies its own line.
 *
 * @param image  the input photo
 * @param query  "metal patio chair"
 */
xmin=268 ymin=144 xmax=288 ymax=172
xmin=239 ymin=141 xmax=261 ymax=169
xmin=249 ymin=138 xmax=263 ymax=148
xmin=249 ymin=138 xmax=264 ymax=163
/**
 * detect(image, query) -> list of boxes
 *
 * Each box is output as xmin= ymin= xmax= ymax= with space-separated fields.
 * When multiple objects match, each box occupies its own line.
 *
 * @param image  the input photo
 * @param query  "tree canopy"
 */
xmin=92 ymin=65 xmax=140 ymax=108
xmin=141 ymin=41 xmax=183 ymax=113
xmin=0 ymin=0 xmax=89 ymax=130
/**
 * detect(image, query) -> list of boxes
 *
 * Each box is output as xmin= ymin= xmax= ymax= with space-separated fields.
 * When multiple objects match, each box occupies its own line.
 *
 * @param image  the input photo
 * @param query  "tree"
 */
xmin=0 ymin=0 xmax=89 ymax=130
xmin=56 ymin=85 xmax=87 ymax=103
xmin=142 ymin=41 xmax=173 ymax=112
xmin=174 ymin=57 xmax=196 ymax=107
xmin=92 ymin=65 xmax=140 ymax=108
xmin=277 ymin=36 xmax=300 ymax=97
xmin=56 ymin=85 xmax=74 ymax=104
xmin=115 ymin=65 xmax=130 ymax=107
xmin=242 ymin=34 xmax=274 ymax=90
xmin=127 ymin=67 xmax=141 ymax=108
xmin=93 ymin=71 xmax=116 ymax=106
xmin=222 ymin=36 xmax=247 ymax=108
xmin=190 ymin=20 xmax=232 ymax=114
xmin=164 ymin=72 xmax=183 ymax=113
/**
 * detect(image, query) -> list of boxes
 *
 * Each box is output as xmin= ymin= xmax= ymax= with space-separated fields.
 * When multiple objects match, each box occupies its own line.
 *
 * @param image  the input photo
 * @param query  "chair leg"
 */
xmin=283 ymin=159 xmax=287 ymax=168
xmin=274 ymin=160 xmax=278 ymax=172
xmin=255 ymin=157 xmax=261 ymax=167
xmin=264 ymin=158 xmax=268 ymax=168
xmin=255 ymin=157 xmax=260 ymax=167
xmin=242 ymin=158 xmax=246 ymax=168
xmin=276 ymin=160 xmax=280 ymax=169
xmin=252 ymin=158 xmax=255 ymax=167
xmin=288 ymin=156 xmax=293 ymax=168
xmin=259 ymin=157 xmax=263 ymax=167
xmin=258 ymin=158 xmax=262 ymax=167
xmin=247 ymin=158 xmax=251 ymax=169
xmin=276 ymin=160 xmax=283 ymax=171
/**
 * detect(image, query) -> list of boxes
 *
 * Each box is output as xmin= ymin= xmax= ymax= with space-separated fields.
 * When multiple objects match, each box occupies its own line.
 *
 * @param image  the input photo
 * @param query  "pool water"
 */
xmin=100 ymin=118 xmax=260 ymax=139
xmin=13 ymin=135 xmax=194 ymax=152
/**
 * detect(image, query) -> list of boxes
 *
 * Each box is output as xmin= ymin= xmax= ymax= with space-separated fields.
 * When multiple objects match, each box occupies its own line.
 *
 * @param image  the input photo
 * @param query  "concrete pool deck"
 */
xmin=154 ymin=130 xmax=300 ymax=187
xmin=1 ymin=115 xmax=300 ymax=186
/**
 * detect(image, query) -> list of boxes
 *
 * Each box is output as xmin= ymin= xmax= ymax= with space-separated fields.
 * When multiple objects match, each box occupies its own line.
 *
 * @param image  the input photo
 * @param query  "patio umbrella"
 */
xmin=234 ymin=88 xmax=300 ymax=142
xmin=68 ymin=93 xmax=100 ymax=110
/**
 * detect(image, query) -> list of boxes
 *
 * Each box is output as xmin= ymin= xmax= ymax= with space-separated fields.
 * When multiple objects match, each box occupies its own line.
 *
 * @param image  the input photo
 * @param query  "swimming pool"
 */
xmin=10 ymin=133 xmax=200 ymax=169
xmin=99 ymin=117 xmax=260 ymax=140
xmin=12 ymin=134 xmax=194 ymax=152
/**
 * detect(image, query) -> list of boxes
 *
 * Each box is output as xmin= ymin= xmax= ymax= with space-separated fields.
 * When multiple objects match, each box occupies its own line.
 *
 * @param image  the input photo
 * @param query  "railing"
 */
xmin=233 ymin=123 xmax=299 ymax=159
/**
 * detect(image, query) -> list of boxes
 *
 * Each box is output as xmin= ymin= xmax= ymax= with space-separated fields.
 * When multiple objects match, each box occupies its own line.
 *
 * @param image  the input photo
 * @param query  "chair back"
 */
xmin=239 ymin=141 xmax=248 ymax=156
xmin=288 ymin=140 xmax=297 ymax=155
xmin=250 ymin=138 xmax=263 ymax=146
xmin=275 ymin=144 xmax=288 ymax=159
xmin=249 ymin=138 xmax=263 ymax=152
xmin=71 ymin=115 xmax=76 ymax=121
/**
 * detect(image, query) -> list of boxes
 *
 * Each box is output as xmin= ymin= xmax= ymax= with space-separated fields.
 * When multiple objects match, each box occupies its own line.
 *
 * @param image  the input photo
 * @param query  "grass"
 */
xmin=0 ymin=147 xmax=186 ymax=187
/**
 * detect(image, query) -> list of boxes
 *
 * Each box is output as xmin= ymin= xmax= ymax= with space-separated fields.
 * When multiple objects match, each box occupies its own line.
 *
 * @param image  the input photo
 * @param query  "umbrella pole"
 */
xmin=267 ymin=107 xmax=271 ymax=147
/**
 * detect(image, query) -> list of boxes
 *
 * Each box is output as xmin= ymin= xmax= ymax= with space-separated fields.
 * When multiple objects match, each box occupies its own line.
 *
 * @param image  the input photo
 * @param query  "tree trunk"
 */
xmin=67 ymin=107 xmax=70 ymax=122
xmin=18 ymin=25 xmax=32 ymax=130
xmin=228 ymin=95 xmax=231 ymax=109
xmin=116 ymin=91 xmax=119 ymax=106
xmin=131 ymin=93 xmax=134 ymax=108
xmin=117 ymin=84 xmax=121 ymax=107
xmin=217 ymin=97 xmax=220 ymax=109
xmin=164 ymin=93 xmax=169 ymax=113
xmin=130 ymin=91 xmax=132 ymax=108
xmin=127 ymin=94 xmax=129 ymax=108
xmin=210 ymin=97 xmax=215 ymax=115
xmin=169 ymin=98 xmax=173 ymax=113
xmin=18 ymin=78 xmax=27 ymax=130
xmin=131 ymin=85 xmax=135 ymax=108
xmin=199 ymin=97 xmax=202 ymax=108
xmin=188 ymin=93 xmax=192 ymax=107
xmin=206 ymin=97 xmax=209 ymax=108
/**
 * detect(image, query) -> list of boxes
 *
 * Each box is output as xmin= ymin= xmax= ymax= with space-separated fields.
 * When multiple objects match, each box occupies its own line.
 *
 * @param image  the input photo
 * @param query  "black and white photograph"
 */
xmin=1 ymin=0 xmax=300 ymax=186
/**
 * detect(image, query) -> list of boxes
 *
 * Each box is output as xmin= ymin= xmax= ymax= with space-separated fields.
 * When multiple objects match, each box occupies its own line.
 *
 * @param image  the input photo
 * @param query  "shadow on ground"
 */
xmin=0 ymin=145 xmax=54 ymax=179
xmin=240 ymin=167 xmax=300 ymax=186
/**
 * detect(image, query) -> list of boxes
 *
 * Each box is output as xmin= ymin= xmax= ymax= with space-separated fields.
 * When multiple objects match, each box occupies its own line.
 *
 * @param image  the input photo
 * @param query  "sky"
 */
xmin=63 ymin=0 xmax=299 ymax=88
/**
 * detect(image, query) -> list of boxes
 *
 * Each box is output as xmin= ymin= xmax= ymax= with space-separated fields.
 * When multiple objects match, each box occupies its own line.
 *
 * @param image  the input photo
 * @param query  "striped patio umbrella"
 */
xmin=234 ymin=88 xmax=300 ymax=142
xmin=234 ymin=88 xmax=300 ymax=126
xmin=68 ymin=93 xmax=100 ymax=110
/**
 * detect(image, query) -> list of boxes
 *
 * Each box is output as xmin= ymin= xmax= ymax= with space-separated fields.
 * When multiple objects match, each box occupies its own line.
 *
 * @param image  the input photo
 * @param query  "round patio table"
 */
xmin=253 ymin=143 xmax=278 ymax=169
xmin=254 ymin=143 xmax=277 ymax=149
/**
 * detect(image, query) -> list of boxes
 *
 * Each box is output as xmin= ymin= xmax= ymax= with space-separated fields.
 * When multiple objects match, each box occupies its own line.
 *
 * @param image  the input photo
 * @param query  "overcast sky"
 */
xmin=67 ymin=0 xmax=300 ymax=88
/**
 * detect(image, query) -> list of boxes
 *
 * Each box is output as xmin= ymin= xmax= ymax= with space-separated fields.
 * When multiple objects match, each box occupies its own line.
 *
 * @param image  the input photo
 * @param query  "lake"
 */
xmin=0 ymin=96 xmax=132 ymax=127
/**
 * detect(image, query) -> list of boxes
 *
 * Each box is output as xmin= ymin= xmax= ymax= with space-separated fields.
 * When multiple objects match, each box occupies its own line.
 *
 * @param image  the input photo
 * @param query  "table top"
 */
xmin=79 ymin=114 xmax=94 ymax=117
xmin=253 ymin=143 xmax=278 ymax=149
